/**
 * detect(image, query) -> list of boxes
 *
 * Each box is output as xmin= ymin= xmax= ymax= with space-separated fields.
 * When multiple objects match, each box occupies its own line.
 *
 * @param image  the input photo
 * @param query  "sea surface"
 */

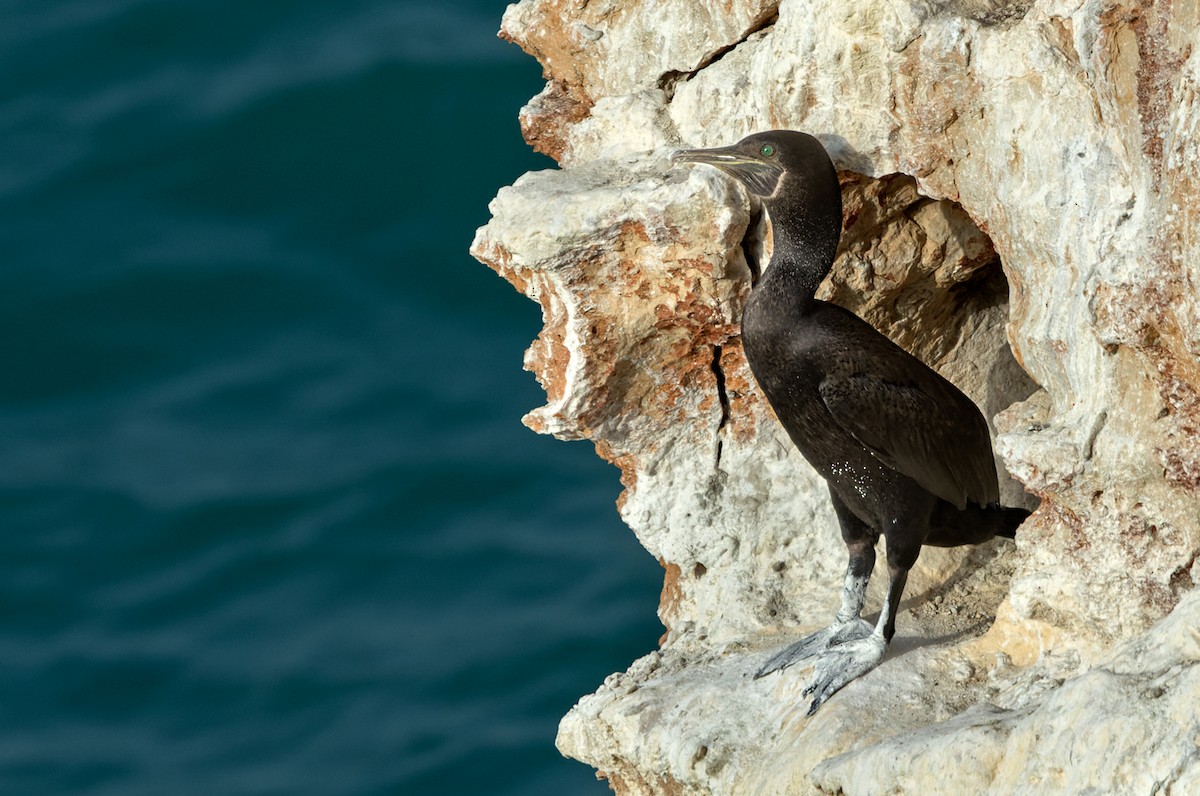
xmin=0 ymin=1 xmax=664 ymax=793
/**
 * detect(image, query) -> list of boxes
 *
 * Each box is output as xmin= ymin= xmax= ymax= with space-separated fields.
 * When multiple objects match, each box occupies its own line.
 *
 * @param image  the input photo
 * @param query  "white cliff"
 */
xmin=472 ymin=0 xmax=1200 ymax=792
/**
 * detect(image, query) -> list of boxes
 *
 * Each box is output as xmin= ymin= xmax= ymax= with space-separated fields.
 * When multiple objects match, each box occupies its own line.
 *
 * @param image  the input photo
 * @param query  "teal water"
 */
xmin=0 ymin=2 xmax=663 ymax=793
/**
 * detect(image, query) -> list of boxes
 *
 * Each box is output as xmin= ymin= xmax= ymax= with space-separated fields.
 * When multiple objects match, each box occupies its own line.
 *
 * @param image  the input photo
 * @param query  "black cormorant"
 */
xmin=672 ymin=131 xmax=1030 ymax=714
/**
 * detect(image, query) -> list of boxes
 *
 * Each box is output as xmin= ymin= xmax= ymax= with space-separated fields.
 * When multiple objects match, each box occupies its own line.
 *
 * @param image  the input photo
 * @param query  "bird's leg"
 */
xmin=834 ymin=541 xmax=874 ymax=624
xmin=754 ymin=545 xmax=875 ymax=678
xmin=801 ymin=549 xmax=915 ymax=714
xmin=754 ymin=495 xmax=877 ymax=681
xmin=828 ymin=491 xmax=878 ymax=631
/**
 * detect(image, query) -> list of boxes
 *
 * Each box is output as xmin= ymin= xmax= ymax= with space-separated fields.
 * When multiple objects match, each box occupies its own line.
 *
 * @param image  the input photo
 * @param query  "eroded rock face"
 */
xmin=472 ymin=0 xmax=1200 ymax=792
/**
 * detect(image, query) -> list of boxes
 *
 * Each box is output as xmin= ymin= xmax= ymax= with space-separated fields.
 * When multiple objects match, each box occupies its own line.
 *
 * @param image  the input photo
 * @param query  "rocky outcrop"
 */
xmin=472 ymin=0 xmax=1200 ymax=792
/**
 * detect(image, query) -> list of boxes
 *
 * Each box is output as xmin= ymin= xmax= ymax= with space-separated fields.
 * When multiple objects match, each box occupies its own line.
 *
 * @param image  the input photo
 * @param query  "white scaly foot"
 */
xmin=754 ymin=618 xmax=873 ymax=679
xmin=801 ymin=631 xmax=887 ymax=715
xmin=759 ymin=568 xmax=903 ymax=714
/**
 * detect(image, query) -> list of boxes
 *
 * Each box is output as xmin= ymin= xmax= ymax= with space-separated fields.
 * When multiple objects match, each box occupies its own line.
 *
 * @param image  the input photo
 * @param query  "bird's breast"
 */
xmin=741 ymin=294 xmax=819 ymax=399
xmin=740 ymin=298 xmax=901 ymax=503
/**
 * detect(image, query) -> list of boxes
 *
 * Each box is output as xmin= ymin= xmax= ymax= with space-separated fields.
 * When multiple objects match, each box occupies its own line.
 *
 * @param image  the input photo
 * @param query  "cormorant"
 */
xmin=672 ymin=131 xmax=1030 ymax=714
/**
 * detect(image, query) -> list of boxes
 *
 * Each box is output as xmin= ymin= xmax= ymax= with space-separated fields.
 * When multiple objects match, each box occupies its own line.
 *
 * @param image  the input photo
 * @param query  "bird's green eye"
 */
xmin=760 ymin=144 xmax=775 ymax=158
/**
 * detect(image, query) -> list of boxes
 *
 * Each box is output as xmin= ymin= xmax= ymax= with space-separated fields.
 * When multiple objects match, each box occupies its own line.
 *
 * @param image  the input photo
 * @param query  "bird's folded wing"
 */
xmin=818 ymin=372 xmax=999 ymax=509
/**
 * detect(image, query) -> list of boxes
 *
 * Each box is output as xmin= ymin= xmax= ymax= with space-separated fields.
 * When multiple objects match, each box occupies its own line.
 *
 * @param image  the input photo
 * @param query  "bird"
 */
xmin=672 ymin=131 xmax=1031 ymax=714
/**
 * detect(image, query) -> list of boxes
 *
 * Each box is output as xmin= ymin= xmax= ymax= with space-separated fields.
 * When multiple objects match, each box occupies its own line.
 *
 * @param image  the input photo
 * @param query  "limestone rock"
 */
xmin=811 ymin=589 xmax=1200 ymax=795
xmin=473 ymin=0 xmax=1200 ymax=792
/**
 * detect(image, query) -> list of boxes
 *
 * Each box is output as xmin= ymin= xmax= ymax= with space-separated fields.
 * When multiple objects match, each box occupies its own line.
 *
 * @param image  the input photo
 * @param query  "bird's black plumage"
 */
xmin=674 ymin=131 xmax=1029 ymax=713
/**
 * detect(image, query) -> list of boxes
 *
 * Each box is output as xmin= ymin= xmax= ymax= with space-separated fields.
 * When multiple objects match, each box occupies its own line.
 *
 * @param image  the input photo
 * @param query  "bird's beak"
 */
xmin=671 ymin=145 xmax=783 ymax=197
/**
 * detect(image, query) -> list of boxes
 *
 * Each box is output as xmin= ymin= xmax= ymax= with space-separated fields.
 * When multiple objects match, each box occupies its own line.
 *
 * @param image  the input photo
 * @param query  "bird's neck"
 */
xmin=759 ymin=202 xmax=840 ymax=310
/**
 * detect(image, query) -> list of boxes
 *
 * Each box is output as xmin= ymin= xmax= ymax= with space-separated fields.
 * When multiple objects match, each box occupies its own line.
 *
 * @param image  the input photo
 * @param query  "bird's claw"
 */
xmin=755 ymin=622 xmax=887 ymax=713
xmin=754 ymin=618 xmax=872 ymax=679
xmin=801 ymin=633 xmax=887 ymax=714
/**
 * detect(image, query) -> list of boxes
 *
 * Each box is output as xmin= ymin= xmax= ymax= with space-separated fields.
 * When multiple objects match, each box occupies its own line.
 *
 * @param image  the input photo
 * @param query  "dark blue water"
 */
xmin=0 ymin=2 xmax=663 ymax=793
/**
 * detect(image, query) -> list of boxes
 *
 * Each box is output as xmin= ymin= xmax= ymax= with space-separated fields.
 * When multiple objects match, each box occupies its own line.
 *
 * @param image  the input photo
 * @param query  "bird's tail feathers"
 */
xmin=927 ymin=501 xmax=1033 ymax=547
xmin=990 ymin=504 xmax=1032 ymax=540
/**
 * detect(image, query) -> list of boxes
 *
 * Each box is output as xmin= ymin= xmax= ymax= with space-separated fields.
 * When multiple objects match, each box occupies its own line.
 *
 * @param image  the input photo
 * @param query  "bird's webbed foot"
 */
xmin=802 ymin=632 xmax=887 ymax=715
xmin=753 ymin=618 xmax=873 ymax=679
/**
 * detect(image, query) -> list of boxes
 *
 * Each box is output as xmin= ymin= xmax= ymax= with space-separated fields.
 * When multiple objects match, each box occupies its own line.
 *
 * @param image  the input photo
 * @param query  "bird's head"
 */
xmin=671 ymin=130 xmax=836 ymax=205
xmin=672 ymin=130 xmax=843 ymax=265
